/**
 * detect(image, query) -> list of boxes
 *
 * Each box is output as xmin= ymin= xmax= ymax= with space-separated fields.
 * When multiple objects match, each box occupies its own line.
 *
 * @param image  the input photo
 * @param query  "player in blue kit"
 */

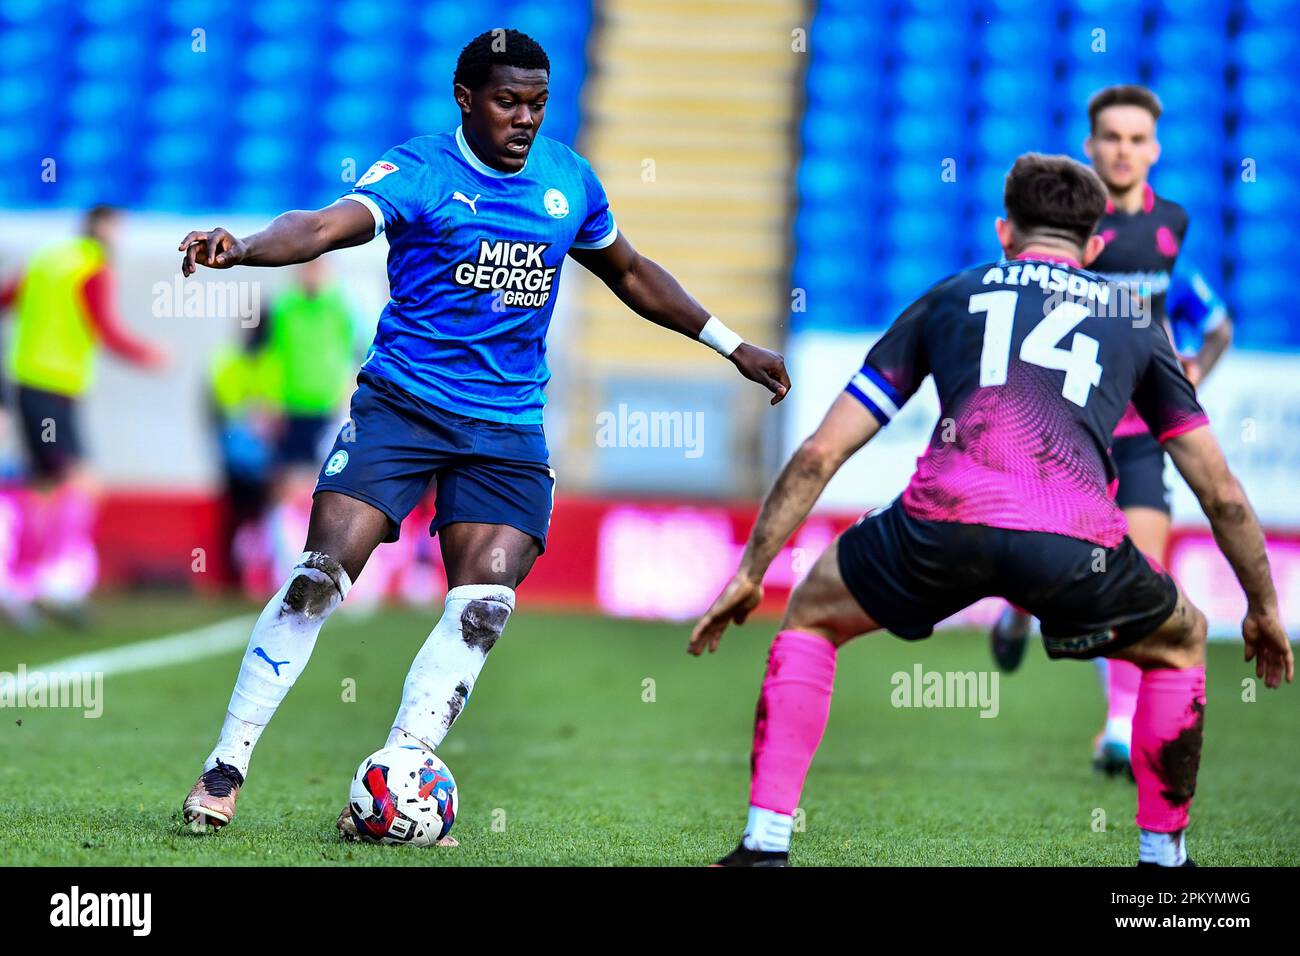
xmin=176 ymin=29 xmax=790 ymax=839
xmin=1167 ymin=265 xmax=1233 ymax=379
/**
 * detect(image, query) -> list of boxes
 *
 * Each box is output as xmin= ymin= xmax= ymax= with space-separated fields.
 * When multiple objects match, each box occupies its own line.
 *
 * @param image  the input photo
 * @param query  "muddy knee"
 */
xmin=1145 ymin=601 xmax=1208 ymax=669
xmin=1168 ymin=604 xmax=1208 ymax=668
xmin=460 ymin=597 xmax=511 ymax=653
xmin=281 ymin=551 xmax=351 ymax=619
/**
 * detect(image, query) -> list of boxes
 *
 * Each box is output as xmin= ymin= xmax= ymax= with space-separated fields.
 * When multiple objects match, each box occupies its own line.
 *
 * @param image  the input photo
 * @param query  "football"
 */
xmin=347 ymin=745 xmax=458 ymax=846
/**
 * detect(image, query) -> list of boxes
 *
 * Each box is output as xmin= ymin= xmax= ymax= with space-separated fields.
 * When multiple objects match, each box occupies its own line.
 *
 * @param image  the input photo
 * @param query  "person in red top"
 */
xmin=0 ymin=205 xmax=166 ymax=625
xmin=0 ymin=210 xmax=164 ymax=359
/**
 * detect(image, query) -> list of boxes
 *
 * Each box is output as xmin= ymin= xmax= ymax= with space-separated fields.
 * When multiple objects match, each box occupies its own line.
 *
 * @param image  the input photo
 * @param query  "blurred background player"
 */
xmin=0 ymin=205 xmax=167 ymax=627
xmin=258 ymin=258 xmax=360 ymax=577
xmin=205 ymin=260 xmax=365 ymax=596
xmin=987 ymin=85 xmax=1234 ymax=778
xmin=1085 ymin=262 xmax=1235 ymax=773
xmin=176 ymin=29 xmax=791 ymax=835
xmin=205 ymin=319 xmax=277 ymax=593
xmin=692 ymin=154 xmax=1291 ymax=867
xmin=1168 ymin=264 xmax=1233 ymax=387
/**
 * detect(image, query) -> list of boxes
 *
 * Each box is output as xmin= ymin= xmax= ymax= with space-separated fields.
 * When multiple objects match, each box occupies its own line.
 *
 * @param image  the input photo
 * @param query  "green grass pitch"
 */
xmin=0 ymin=596 xmax=1295 ymax=866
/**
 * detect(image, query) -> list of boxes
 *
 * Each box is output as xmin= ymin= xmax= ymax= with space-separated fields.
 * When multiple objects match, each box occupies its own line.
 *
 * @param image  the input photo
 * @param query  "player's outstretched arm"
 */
xmin=1165 ymin=426 xmax=1294 ymax=687
xmin=689 ymin=393 xmax=880 ymax=655
xmin=569 ymin=234 xmax=790 ymax=405
xmin=178 ymin=199 xmax=377 ymax=277
xmin=1187 ymin=318 xmax=1233 ymax=387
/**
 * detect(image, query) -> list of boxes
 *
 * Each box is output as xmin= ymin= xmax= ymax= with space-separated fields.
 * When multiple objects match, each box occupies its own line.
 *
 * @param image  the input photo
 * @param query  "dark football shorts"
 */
xmin=278 ymin=413 xmax=333 ymax=467
xmin=16 ymin=385 xmax=83 ymax=480
xmin=314 ymin=371 xmax=555 ymax=549
xmin=836 ymin=499 xmax=1179 ymax=659
xmin=1112 ymin=432 xmax=1171 ymax=515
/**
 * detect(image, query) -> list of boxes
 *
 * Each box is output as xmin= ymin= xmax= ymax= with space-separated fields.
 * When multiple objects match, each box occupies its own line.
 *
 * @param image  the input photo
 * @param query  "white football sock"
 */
xmin=204 ymin=552 xmax=351 ymax=776
xmin=742 ymin=805 xmax=793 ymax=853
xmin=1104 ymin=714 xmax=1133 ymax=747
xmin=1139 ymin=828 xmax=1187 ymax=866
xmin=386 ymin=585 xmax=515 ymax=752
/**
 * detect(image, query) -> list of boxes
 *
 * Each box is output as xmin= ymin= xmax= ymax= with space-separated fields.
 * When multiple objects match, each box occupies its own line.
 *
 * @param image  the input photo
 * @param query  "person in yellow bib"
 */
xmin=0 ymin=205 xmax=167 ymax=623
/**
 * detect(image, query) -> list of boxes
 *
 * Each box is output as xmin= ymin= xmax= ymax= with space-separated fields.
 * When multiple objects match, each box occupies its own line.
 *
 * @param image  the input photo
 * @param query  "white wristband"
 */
xmin=699 ymin=316 xmax=744 ymax=358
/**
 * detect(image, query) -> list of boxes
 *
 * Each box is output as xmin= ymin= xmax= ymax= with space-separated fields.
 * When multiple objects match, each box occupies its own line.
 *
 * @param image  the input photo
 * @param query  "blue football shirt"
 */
xmin=1167 ymin=265 xmax=1229 ymax=357
xmin=343 ymin=127 xmax=618 ymax=424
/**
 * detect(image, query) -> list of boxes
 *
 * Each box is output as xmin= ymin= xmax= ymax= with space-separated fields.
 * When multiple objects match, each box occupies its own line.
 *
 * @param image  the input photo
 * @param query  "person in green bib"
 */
xmin=0 ymin=205 xmax=166 ymax=622
xmin=263 ymin=257 xmax=357 ymax=474
xmin=259 ymin=257 xmax=359 ymax=575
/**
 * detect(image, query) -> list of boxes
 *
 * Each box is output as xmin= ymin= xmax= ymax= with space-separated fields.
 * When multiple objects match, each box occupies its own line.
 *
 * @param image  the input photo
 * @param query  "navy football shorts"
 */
xmin=1112 ymin=432 xmax=1171 ymax=515
xmin=836 ymin=500 xmax=1179 ymax=659
xmin=16 ymin=385 xmax=83 ymax=480
xmin=278 ymin=413 xmax=333 ymax=468
xmin=314 ymin=371 xmax=555 ymax=549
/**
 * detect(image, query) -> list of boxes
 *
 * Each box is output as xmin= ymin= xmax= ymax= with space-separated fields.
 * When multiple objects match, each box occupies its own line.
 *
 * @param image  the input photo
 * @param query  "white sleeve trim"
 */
xmin=570 ymin=218 xmax=618 ymax=250
xmin=341 ymin=193 xmax=385 ymax=236
xmin=849 ymin=371 xmax=900 ymax=420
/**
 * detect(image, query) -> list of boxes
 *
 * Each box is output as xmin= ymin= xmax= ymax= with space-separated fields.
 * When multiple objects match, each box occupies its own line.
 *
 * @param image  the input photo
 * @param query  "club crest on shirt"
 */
xmin=1155 ymin=225 xmax=1181 ymax=257
xmin=543 ymin=188 xmax=569 ymax=219
xmin=324 ymin=450 xmax=349 ymax=476
xmin=355 ymin=161 xmax=398 ymax=188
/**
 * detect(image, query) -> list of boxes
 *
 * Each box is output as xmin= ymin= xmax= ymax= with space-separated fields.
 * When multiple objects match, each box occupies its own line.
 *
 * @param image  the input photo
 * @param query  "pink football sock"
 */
xmin=37 ymin=487 xmax=99 ymax=603
xmin=749 ymin=629 xmax=838 ymax=814
xmin=1106 ymin=658 xmax=1142 ymax=728
xmin=0 ymin=489 xmax=34 ymax=603
xmin=1132 ymin=666 xmax=1206 ymax=833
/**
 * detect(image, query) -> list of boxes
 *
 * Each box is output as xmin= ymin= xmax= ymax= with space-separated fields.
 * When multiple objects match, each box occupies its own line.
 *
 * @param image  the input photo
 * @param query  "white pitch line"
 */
xmin=32 ymin=614 xmax=258 ymax=678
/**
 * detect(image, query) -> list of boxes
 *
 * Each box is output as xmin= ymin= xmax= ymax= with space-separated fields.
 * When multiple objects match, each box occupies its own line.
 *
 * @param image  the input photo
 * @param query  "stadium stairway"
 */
xmin=562 ymin=0 xmax=809 ymax=495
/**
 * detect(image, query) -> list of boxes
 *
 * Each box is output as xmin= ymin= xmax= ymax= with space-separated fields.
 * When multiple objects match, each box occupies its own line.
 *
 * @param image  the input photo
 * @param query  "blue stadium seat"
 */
xmin=1236 ymin=27 xmax=1297 ymax=69
xmin=249 ymin=1 xmax=316 ymax=33
xmin=1152 ymin=169 xmax=1223 ymax=205
xmin=977 ymin=115 xmax=1056 ymax=157
xmin=1154 ymin=25 xmax=1229 ymax=67
xmin=1237 ymin=71 xmax=1293 ymax=115
xmin=982 ymin=21 xmax=1045 ymax=63
xmin=891 ymin=115 xmax=965 ymax=154
xmin=980 ymin=66 xmax=1057 ymax=106
xmin=893 ymin=65 xmax=966 ymax=106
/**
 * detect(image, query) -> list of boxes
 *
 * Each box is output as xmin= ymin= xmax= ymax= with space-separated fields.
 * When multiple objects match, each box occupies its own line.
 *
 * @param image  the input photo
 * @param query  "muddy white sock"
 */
xmin=1139 ymin=828 xmax=1187 ymax=866
xmin=386 ymin=585 xmax=515 ymax=752
xmin=743 ymin=805 xmax=793 ymax=852
xmin=205 ymin=552 xmax=351 ymax=776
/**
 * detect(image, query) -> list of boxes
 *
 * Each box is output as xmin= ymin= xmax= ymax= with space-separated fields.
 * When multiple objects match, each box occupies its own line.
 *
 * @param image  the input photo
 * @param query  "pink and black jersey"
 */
xmin=1089 ymin=183 xmax=1189 ymax=438
xmin=847 ymin=254 xmax=1208 ymax=548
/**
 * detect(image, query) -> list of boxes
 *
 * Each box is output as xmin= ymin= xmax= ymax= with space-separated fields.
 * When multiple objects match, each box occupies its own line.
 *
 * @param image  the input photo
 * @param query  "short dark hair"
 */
xmin=1003 ymin=153 xmax=1108 ymax=247
xmin=453 ymin=29 xmax=549 ymax=90
xmin=1088 ymin=84 xmax=1162 ymax=133
xmin=82 ymin=203 xmax=120 ymax=235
